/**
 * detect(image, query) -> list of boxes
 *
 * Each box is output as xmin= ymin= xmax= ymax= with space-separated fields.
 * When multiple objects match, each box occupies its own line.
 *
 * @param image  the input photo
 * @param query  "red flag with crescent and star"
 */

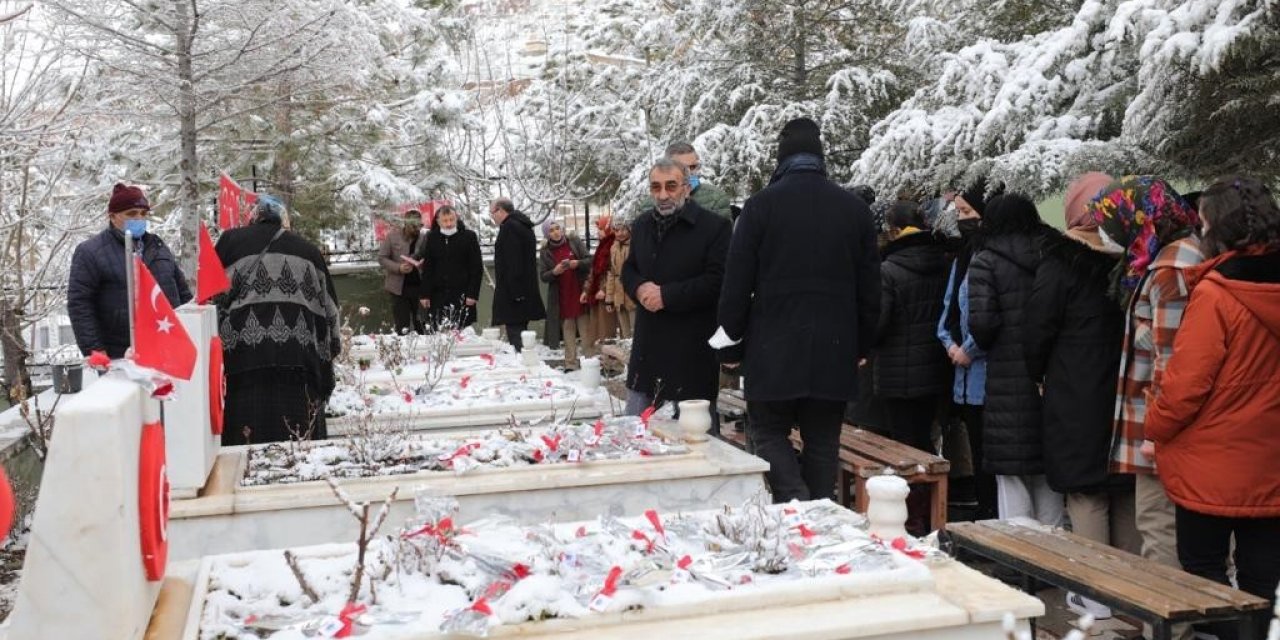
xmin=132 ymin=256 xmax=197 ymax=380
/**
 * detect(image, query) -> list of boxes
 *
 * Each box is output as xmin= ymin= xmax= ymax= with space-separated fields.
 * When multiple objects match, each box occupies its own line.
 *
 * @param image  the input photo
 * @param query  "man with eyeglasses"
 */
xmin=68 ymin=183 xmax=192 ymax=359
xmin=641 ymin=142 xmax=733 ymax=219
xmin=622 ymin=158 xmax=732 ymax=426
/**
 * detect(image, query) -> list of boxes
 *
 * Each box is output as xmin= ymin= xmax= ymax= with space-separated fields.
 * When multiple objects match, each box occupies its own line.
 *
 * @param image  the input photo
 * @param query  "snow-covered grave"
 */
xmin=325 ymin=370 xmax=607 ymax=435
xmin=166 ymin=416 xmax=766 ymax=562
xmin=346 ymin=326 xmax=513 ymax=360
xmin=152 ymin=497 xmax=1042 ymax=640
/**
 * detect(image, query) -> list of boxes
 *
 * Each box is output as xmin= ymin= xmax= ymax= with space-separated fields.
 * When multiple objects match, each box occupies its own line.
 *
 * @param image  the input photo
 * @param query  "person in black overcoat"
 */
xmin=488 ymin=198 xmax=546 ymax=350
xmin=416 ymin=205 xmax=483 ymax=330
xmin=622 ymin=159 xmax=732 ymax=419
xmin=1025 ymin=225 xmax=1137 ymax=552
xmin=873 ymin=202 xmax=952 ymax=453
xmin=717 ymin=118 xmax=881 ymax=503
xmin=967 ymin=193 xmax=1064 ymax=525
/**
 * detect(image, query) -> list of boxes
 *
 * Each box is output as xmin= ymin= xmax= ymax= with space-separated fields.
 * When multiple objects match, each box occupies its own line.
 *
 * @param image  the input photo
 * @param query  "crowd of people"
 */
xmin=68 ymin=120 xmax=1279 ymax=637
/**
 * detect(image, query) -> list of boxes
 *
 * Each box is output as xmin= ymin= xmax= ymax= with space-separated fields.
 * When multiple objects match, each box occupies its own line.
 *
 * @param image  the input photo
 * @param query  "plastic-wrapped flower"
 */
xmin=86 ymin=350 xmax=112 ymax=370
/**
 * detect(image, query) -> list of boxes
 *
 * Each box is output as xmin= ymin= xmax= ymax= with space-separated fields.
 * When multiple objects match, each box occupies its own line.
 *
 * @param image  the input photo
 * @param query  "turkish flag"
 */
xmin=218 ymin=174 xmax=241 ymax=231
xmin=196 ymin=222 xmax=230 ymax=303
xmin=133 ymin=256 xmax=197 ymax=380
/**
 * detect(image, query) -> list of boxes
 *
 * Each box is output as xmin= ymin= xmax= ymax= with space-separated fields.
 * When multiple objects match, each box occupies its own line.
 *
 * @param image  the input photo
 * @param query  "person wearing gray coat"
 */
xmin=538 ymin=219 xmax=592 ymax=367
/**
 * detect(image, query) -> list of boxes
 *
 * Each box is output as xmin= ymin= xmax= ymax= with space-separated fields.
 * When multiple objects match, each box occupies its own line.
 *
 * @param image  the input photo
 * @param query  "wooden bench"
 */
xmin=836 ymin=426 xmax=950 ymax=531
xmin=947 ymin=520 xmax=1272 ymax=640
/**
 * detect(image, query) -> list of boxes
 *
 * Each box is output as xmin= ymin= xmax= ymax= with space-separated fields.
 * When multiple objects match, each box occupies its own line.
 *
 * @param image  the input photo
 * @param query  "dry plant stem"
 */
xmin=284 ymin=550 xmax=319 ymax=603
xmin=16 ymin=381 xmax=63 ymax=461
xmin=325 ymin=476 xmax=399 ymax=603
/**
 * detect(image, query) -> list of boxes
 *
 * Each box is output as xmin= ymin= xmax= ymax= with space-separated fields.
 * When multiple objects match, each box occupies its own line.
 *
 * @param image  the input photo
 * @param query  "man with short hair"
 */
xmin=68 ymin=183 xmax=192 ymax=359
xmin=377 ymin=209 xmax=427 ymax=334
xmin=623 ymin=159 xmax=732 ymax=421
xmin=717 ymin=118 xmax=881 ymax=503
xmin=641 ymin=142 xmax=732 ymax=219
xmin=489 ymin=197 xmax=546 ymax=351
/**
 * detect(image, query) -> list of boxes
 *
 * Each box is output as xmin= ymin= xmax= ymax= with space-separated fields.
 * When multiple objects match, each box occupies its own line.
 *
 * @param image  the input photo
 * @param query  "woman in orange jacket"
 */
xmin=1145 ymin=176 xmax=1280 ymax=631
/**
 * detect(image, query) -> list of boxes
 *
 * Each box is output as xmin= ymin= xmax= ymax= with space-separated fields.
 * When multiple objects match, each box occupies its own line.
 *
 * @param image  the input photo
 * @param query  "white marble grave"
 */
xmin=8 ymin=376 xmax=165 ymax=640
xmin=168 ymin=304 xmax=221 ymax=498
xmin=149 ymin=509 xmax=1043 ymax=640
xmin=166 ymin=434 xmax=767 ymax=561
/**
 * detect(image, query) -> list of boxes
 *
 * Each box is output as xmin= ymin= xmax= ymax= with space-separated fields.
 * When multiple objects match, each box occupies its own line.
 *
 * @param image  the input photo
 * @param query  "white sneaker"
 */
xmin=1065 ymin=592 xmax=1113 ymax=620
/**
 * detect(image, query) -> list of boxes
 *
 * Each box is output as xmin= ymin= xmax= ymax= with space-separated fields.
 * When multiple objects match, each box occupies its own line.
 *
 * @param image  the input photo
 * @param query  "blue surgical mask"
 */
xmin=124 ymin=219 xmax=148 ymax=239
xmin=689 ymin=175 xmax=701 ymax=191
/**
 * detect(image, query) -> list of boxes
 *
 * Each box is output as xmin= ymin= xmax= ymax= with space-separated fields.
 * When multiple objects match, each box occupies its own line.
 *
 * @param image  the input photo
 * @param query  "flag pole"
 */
xmin=125 ymin=231 xmax=136 ymax=356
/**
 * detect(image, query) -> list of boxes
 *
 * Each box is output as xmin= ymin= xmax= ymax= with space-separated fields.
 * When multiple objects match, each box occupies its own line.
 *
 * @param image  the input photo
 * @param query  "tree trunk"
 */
xmin=175 ymin=0 xmax=201 ymax=284
xmin=0 ymin=297 xmax=31 ymax=404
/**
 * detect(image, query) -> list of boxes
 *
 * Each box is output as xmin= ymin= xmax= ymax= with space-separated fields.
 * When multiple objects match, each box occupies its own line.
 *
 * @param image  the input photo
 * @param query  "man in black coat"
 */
xmin=416 ymin=204 xmax=483 ymax=330
xmin=68 ymin=183 xmax=192 ymax=358
xmin=488 ymin=197 xmax=546 ymax=351
xmin=622 ymin=158 xmax=732 ymax=418
xmin=717 ymin=118 xmax=880 ymax=503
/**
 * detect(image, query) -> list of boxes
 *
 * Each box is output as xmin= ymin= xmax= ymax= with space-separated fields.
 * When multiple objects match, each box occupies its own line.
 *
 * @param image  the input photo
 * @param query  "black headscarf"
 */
xmin=943 ymin=178 xmax=1004 ymax=346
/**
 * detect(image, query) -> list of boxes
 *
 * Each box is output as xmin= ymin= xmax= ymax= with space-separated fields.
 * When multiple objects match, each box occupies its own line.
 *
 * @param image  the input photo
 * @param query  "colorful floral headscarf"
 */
xmin=1090 ymin=175 xmax=1199 ymax=304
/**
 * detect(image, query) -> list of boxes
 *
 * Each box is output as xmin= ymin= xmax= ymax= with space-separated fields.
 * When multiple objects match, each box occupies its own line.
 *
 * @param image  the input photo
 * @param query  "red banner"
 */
xmin=373 ymin=200 xmax=447 ymax=243
xmin=217 ymin=173 xmax=259 ymax=231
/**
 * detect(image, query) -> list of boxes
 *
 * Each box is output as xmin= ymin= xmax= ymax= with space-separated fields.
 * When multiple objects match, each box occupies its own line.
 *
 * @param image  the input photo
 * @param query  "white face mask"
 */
xmin=440 ymin=226 xmax=458 ymax=237
xmin=1097 ymin=227 xmax=1126 ymax=256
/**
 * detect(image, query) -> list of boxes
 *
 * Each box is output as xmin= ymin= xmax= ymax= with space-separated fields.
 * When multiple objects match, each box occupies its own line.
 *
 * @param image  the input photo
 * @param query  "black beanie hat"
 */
xmin=776 ymin=118 xmax=824 ymax=161
xmin=959 ymin=177 xmax=1004 ymax=216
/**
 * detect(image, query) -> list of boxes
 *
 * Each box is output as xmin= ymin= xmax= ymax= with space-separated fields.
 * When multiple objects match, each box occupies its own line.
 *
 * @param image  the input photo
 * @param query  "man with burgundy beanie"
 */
xmin=717 ymin=118 xmax=881 ymax=502
xmin=68 ymin=183 xmax=192 ymax=359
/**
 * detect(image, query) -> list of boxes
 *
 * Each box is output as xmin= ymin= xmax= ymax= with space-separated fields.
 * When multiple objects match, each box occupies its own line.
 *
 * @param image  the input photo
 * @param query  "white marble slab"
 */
xmin=168 ymin=304 xmax=220 ymax=499
xmin=8 ymin=376 xmax=163 ymax=640
xmin=166 ymin=437 xmax=768 ymax=561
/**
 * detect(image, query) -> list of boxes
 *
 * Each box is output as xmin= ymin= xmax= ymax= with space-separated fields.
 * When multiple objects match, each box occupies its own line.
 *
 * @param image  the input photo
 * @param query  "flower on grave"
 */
xmin=358 ymin=306 xmax=370 ymax=316
xmin=86 ymin=350 xmax=111 ymax=370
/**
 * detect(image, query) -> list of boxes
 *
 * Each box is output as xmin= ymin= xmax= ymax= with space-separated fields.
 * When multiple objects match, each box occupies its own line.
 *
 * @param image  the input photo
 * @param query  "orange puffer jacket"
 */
xmin=1146 ymin=249 xmax=1280 ymax=518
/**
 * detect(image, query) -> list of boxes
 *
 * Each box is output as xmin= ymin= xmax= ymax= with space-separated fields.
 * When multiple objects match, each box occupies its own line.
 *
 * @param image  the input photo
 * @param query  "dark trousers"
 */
xmin=883 ymin=397 xmax=937 ymax=453
xmin=391 ymin=294 xmax=425 ymax=335
xmin=1176 ymin=506 xmax=1280 ymax=639
xmin=747 ymin=398 xmax=845 ymax=503
xmin=505 ymin=322 xmax=529 ymax=352
xmin=960 ymin=404 xmax=998 ymax=519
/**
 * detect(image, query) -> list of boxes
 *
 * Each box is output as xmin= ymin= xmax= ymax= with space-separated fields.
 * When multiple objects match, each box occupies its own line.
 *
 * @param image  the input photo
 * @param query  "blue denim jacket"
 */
xmin=936 ymin=261 xmax=987 ymax=405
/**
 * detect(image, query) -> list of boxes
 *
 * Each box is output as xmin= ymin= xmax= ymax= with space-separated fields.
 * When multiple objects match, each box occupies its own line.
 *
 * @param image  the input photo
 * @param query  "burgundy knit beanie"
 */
xmin=108 ymin=183 xmax=150 ymax=213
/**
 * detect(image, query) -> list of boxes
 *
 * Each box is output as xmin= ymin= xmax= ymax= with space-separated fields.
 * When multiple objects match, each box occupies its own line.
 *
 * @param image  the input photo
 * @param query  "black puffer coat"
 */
xmin=68 ymin=226 xmax=192 ymax=358
xmin=623 ymin=201 xmax=731 ymax=403
xmin=968 ymin=231 xmax=1045 ymax=475
xmin=873 ymin=231 xmax=951 ymax=398
xmin=1024 ymin=231 xmax=1126 ymax=493
xmin=491 ymin=211 xmax=547 ymax=326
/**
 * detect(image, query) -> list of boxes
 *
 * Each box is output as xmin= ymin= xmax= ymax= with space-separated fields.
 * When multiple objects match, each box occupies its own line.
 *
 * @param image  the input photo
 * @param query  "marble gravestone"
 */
xmin=169 ymin=304 xmax=220 ymax=498
xmin=9 ymin=376 xmax=167 ymax=640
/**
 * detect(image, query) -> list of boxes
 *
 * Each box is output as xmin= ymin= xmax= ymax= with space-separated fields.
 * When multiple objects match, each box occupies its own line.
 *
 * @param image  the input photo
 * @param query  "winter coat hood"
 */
xmin=980 ymin=231 xmax=1043 ymax=274
xmin=882 ymin=231 xmax=949 ymax=275
xmin=506 ymin=210 xmax=536 ymax=228
xmin=1191 ymin=250 xmax=1280 ymax=338
xmin=1040 ymin=228 xmax=1119 ymax=287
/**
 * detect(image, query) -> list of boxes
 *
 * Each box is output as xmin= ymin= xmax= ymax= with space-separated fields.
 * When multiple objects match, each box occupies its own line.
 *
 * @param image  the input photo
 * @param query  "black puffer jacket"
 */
xmin=968 ymin=231 xmax=1045 ymax=475
xmin=68 ymin=226 xmax=192 ymax=358
xmin=873 ymin=231 xmax=951 ymax=398
xmin=1025 ymin=231 xmax=1126 ymax=493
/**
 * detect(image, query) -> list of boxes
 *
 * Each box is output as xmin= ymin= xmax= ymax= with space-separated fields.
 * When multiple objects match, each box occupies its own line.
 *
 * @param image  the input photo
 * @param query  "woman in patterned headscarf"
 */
xmin=215 ymin=196 xmax=341 ymax=444
xmin=1093 ymin=176 xmax=1203 ymax=577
